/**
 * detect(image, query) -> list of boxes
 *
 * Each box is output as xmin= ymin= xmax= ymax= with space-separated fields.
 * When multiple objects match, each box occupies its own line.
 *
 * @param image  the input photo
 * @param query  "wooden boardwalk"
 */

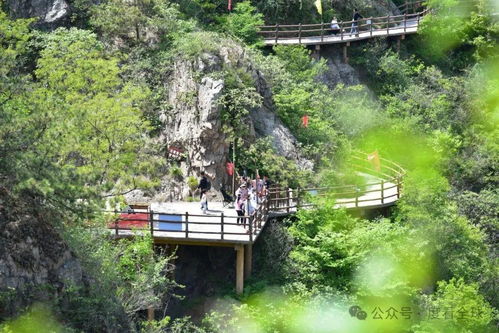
xmin=258 ymin=2 xmax=427 ymax=46
xmin=110 ymin=153 xmax=404 ymax=246
xmin=108 ymin=152 xmax=404 ymax=294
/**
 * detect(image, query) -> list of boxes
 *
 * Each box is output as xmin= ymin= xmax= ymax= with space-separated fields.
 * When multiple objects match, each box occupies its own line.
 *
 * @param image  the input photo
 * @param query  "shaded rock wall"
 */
xmin=0 ymin=196 xmax=83 ymax=318
xmin=4 ymin=0 xmax=69 ymax=25
xmin=0 ymin=192 xmax=130 ymax=331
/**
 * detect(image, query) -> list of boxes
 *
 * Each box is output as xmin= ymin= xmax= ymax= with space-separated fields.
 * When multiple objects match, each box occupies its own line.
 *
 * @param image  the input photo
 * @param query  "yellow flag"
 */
xmin=315 ymin=0 xmax=322 ymax=15
xmin=367 ymin=150 xmax=381 ymax=172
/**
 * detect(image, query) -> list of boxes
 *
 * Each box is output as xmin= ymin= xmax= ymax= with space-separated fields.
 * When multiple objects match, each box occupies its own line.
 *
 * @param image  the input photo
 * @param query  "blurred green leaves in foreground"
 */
xmin=0 ymin=304 xmax=63 ymax=333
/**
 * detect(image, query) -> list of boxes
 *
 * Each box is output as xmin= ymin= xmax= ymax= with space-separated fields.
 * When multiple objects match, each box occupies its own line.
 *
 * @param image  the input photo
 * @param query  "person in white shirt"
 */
xmin=330 ymin=17 xmax=340 ymax=35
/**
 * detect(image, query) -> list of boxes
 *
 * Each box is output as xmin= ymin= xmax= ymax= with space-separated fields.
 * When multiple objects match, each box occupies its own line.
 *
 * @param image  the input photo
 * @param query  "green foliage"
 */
xmin=90 ymin=0 xmax=194 ymax=46
xmin=172 ymin=0 xmax=226 ymax=25
xmin=416 ymin=0 xmax=499 ymax=70
xmin=219 ymin=1 xmax=264 ymax=46
xmin=187 ymin=176 xmax=199 ymax=191
xmin=31 ymin=27 xmax=160 ymax=200
xmin=414 ymin=278 xmax=495 ymax=332
xmin=237 ymin=137 xmax=311 ymax=188
xmin=172 ymin=31 xmax=227 ymax=58
xmin=0 ymin=304 xmax=65 ymax=333
xmin=2 ymin=1 xmax=499 ymax=331
xmin=254 ymin=45 xmax=344 ymax=162
xmin=219 ymin=67 xmax=262 ymax=140
xmin=169 ymin=165 xmax=183 ymax=179
xmin=273 ymin=45 xmax=325 ymax=82
xmin=453 ymin=189 xmax=498 ymax=245
xmin=64 ymin=228 xmax=178 ymax=329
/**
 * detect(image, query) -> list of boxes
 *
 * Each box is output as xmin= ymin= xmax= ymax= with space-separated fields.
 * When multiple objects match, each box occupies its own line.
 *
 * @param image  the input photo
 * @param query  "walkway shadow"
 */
xmin=206 ymin=209 xmax=224 ymax=214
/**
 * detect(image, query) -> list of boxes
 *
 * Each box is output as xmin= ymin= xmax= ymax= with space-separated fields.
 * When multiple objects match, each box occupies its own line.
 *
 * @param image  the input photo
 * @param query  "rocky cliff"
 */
xmin=0 ymin=191 xmax=129 ymax=331
xmin=142 ymin=41 xmax=312 ymax=201
xmin=4 ymin=0 xmax=69 ymax=25
xmin=0 ymin=194 xmax=82 ymax=318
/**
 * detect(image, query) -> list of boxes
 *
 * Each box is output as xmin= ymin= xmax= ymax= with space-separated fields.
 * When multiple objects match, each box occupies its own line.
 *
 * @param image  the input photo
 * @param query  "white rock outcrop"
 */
xmin=157 ymin=43 xmax=311 ymax=198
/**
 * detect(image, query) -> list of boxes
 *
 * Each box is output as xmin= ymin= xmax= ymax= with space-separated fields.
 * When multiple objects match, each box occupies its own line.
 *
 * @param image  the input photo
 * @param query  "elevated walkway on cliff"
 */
xmin=109 ymin=152 xmax=404 ymax=246
xmin=257 ymin=2 xmax=427 ymax=47
xmin=108 ymin=151 xmax=404 ymax=294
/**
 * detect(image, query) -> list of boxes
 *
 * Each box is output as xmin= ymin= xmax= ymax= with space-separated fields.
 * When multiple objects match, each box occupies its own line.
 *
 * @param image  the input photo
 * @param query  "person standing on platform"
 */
xmin=197 ymin=171 xmax=211 ymax=211
xmin=330 ymin=17 xmax=340 ymax=35
xmin=235 ymin=183 xmax=248 ymax=224
xmin=256 ymin=174 xmax=264 ymax=201
xmin=200 ymin=190 xmax=208 ymax=214
xmin=351 ymin=8 xmax=363 ymax=36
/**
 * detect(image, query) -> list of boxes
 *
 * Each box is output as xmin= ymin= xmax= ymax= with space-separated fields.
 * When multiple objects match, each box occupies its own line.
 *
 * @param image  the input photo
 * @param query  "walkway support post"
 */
xmin=397 ymin=177 xmax=401 ymax=199
xmin=244 ymin=244 xmax=252 ymax=279
xmin=147 ymin=306 xmax=154 ymax=321
xmin=355 ymin=187 xmax=359 ymax=208
xmin=287 ymin=188 xmax=291 ymax=213
xmin=221 ymin=212 xmax=224 ymax=240
xmin=185 ymin=212 xmax=189 ymax=238
xmin=343 ymin=42 xmax=349 ymax=64
xmin=298 ymin=23 xmax=302 ymax=44
xmin=249 ymin=215 xmax=253 ymax=242
xmin=381 ymin=180 xmax=385 ymax=204
xmin=387 ymin=16 xmax=390 ymax=35
xmin=235 ymin=245 xmax=244 ymax=294
xmin=340 ymin=21 xmax=344 ymax=41
xmin=149 ymin=210 xmax=154 ymax=238
xmin=274 ymin=24 xmax=279 ymax=44
xmin=370 ymin=17 xmax=373 ymax=37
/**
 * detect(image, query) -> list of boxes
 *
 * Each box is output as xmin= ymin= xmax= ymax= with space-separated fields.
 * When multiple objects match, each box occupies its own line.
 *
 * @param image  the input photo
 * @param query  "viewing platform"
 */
xmin=109 ymin=153 xmax=404 ymax=246
xmin=108 ymin=152 xmax=405 ymax=293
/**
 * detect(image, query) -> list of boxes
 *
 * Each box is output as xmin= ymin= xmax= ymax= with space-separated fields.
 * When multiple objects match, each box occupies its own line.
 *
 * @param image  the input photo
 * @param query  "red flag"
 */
xmin=301 ymin=115 xmax=309 ymax=127
xmin=228 ymin=0 xmax=232 ymax=11
xmin=226 ymin=162 xmax=234 ymax=176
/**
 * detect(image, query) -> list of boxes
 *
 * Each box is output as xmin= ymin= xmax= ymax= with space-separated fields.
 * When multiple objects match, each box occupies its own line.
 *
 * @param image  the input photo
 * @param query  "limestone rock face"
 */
xmin=4 ymin=0 xmax=69 ymax=25
xmin=316 ymin=47 xmax=361 ymax=89
xmin=157 ymin=43 xmax=311 ymax=198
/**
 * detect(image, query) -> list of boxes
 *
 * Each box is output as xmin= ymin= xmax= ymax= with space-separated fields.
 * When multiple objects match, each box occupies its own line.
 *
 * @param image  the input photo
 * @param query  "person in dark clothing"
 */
xmin=263 ymin=175 xmax=272 ymax=197
xmin=351 ymin=8 xmax=363 ymax=36
xmin=197 ymin=171 xmax=210 ymax=210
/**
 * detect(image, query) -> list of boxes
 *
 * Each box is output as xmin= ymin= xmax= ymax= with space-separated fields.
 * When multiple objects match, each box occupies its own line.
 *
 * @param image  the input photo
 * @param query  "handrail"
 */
xmin=258 ymin=2 xmax=428 ymax=45
xmin=267 ymin=151 xmax=405 ymax=211
xmin=109 ymin=196 xmax=270 ymax=243
xmin=109 ymin=151 xmax=405 ymax=243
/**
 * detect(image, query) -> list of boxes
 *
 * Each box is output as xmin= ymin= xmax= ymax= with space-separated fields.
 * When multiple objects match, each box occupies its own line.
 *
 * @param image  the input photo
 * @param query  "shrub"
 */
xmin=187 ymin=176 xmax=199 ymax=192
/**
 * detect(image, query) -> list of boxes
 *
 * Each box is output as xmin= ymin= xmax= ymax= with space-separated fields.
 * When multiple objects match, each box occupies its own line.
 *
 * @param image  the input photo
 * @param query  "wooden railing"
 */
xmin=108 ymin=197 xmax=271 ymax=244
xmin=258 ymin=1 xmax=428 ymax=45
xmin=267 ymin=152 xmax=405 ymax=211
xmin=109 ymin=152 xmax=404 ymax=242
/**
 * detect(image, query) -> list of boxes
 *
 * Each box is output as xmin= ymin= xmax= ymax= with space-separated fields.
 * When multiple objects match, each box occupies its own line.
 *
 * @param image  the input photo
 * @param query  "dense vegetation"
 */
xmin=0 ymin=0 xmax=497 ymax=332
